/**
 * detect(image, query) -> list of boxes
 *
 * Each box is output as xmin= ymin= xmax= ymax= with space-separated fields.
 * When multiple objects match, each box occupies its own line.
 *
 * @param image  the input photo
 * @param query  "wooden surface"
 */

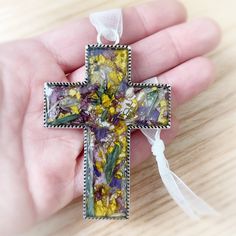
xmin=1 ymin=0 xmax=236 ymax=235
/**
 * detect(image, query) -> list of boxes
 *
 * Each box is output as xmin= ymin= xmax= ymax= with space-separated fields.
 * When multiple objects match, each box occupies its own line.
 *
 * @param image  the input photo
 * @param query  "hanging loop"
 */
xmin=97 ymin=29 xmax=120 ymax=45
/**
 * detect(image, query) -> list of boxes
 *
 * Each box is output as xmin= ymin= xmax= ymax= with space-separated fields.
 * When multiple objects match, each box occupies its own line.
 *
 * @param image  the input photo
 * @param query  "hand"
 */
xmin=0 ymin=0 xmax=221 ymax=234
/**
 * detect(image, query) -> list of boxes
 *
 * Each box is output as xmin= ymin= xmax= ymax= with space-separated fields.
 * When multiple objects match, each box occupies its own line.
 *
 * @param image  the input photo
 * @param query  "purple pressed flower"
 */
xmin=80 ymin=86 xmax=89 ymax=95
xmin=94 ymin=166 xmax=101 ymax=177
xmin=50 ymin=90 xmax=60 ymax=104
xmin=48 ymin=108 xmax=59 ymax=120
xmin=163 ymin=111 xmax=168 ymax=117
xmin=114 ymin=161 xmax=124 ymax=173
xmin=118 ymin=81 xmax=128 ymax=96
xmin=112 ymin=114 xmax=120 ymax=125
xmin=89 ymin=48 xmax=104 ymax=57
xmin=103 ymin=49 xmax=115 ymax=60
xmin=94 ymin=127 xmax=109 ymax=140
xmin=150 ymin=109 xmax=160 ymax=121
xmin=80 ymin=111 xmax=90 ymax=122
xmin=95 ymin=190 xmax=102 ymax=200
xmin=94 ymin=173 xmax=106 ymax=186
xmin=80 ymin=97 xmax=88 ymax=109
xmin=116 ymin=197 xmax=125 ymax=210
xmin=88 ymin=84 xmax=99 ymax=92
xmin=110 ymin=177 xmax=122 ymax=189
xmin=136 ymin=120 xmax=148 ymax=126
xmin=165 ymin=92 xmax=169 ymax=100
xmin=138 ymin=106 xmax=148 ymax=115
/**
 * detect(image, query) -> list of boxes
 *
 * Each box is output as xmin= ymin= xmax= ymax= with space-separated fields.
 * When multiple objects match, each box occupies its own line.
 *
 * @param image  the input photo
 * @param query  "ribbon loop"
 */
xmin=90 ymin=8 xmax=123 ymax=44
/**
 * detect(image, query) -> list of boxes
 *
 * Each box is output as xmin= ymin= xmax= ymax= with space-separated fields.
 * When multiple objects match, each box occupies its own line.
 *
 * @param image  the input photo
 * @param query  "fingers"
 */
xmin=132 ymin=18 xmax=221 ymax=82
xmin=69 ymin=58 xmax=215 ymax=113
xmin=159 ymin=57 xmax=215 ymax=108
xmin=38 ymin=0 xmax=187 ymax=72
xmin=68 ymin=18 xmax=220 ymax=83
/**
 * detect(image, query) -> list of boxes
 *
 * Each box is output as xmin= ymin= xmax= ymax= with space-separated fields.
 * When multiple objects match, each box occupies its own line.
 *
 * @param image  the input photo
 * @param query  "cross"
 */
xmin=44 ymin=44 xmax=171 ymax=219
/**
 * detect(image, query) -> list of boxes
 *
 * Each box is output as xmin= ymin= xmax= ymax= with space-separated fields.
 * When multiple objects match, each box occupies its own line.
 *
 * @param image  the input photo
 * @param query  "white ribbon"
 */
xmin=90 ymin=9 xmax=123 ymax=44
xmin=89 ymin=9 xmax=218 ymax=219
xmin=144 ymin=77 xmax=218 ymax=219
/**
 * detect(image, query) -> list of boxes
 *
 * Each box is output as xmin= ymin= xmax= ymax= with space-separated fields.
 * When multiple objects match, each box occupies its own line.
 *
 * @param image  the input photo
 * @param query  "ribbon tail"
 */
xmin=141 ymin=128 xmax=218 ymax=219
xmin=155 ymin=150 xmax=218 ymax=220
xmin=170 ymin=171 xmax=218 ymax=217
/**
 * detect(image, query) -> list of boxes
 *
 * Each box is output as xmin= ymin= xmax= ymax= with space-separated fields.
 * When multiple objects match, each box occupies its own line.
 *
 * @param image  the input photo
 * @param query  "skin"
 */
xmin=0 ymin=0 xmax=221 ymax=235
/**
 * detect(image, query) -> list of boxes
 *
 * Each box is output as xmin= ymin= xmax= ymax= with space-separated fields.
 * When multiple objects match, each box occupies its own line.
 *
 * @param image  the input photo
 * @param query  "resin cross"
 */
xmin=44 ymin=44 xmax=171 ymax=219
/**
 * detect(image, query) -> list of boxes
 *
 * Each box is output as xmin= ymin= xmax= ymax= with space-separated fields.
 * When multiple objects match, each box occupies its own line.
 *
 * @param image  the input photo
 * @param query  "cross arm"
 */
xmin=128 ymin=83 xmax=171 ymax=129
xmin=44 ymin=82 xmax=90 ymax=128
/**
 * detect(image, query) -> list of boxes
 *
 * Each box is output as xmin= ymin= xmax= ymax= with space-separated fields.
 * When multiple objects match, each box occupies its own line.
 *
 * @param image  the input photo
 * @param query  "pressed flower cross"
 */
xmin=44 ymin=44 xmax=171 ymax=219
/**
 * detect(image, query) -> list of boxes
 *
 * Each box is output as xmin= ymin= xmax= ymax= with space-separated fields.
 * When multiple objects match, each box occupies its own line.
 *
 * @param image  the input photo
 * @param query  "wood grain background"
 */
xmin=1 ymin=0 xmax=235 ymax=235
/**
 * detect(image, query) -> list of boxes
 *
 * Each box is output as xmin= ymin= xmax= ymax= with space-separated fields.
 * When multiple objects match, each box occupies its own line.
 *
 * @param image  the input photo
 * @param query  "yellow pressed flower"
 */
xmin=158 ymin=116 xmax=168 ymax=126
xmin=69 ymin=89 xmax=77 ymax=97
xmin=89 ymin=55 xmax=99 ymax=65
xmin=116 ymin=104 xmax=122 ymax=110
xmin=131 ymin=98 xmax=138 ymax=108
xmin=116 ymin=128 xmax=125 ymax=136
xmin=101 ymin=185 xmax=110 ymax=196
xmin=95 ymin=200 xmax=107 ymax=217
xmin=160 ymin=100 xmax=168 ymax=108
xmin=91 ymin=92 xmax=99 ymax=100
xmin=158 ymin=109 xmax=168 ymax=125
xmin=102 ymin=94 xmax=111 ymax=108
xmin=116 ymin=158 xmax=122 ymax=165
xmin=76 ymin=92 xmax=81 ymax=100
xmin=70 ymin=105 xmax=80 ymax=114
xmin=98 ymin=55 xmax=106 ymax=64
xmin=116 ymin=153 xmax=125 ymax=165
xmin=107 ymin=198 xmax=117 ymax=215
xmin=101 ymin=188 xmax=105 ymax=195
xmin=114 ymin=141 xmax=121 ymax=147
xmin=95 ymin=161 xmax=103 ymax=173
xmin=151 ymin=87 xmax=158 ymax=91
xmin=120 ymin=136 xmax=127 ymax=146
xmin=58 ymin=113 xmax=65 ymax=119
xmin=95 ymin=105 xmax=103 ymax=114
xmin=109 ymin=70 xmax=117 ymax=81
xmin=102 ymin=57 xmax=115 ymax=69
xmin=114 ymin=50 xmax=128 ymax=74
xmin=58 ymin=112 xmax=71 ymax=119
xmin=115 ymin=121 xmax=127 ymax=135
xmin=117 ymin=71 xmax=124 ymax=82
xmin=107 ymin=81 xmax=112 ymax=89
xmin=115 ymin=170 xmax=123 ymax=179
xmin=119 ymin=151 xmax=126 ymax=160
xmin=108 ymin=145 xmax=114 ymax=154
xmin=109 ymin=107 xmax=116 ymax=115
xmin=98 ymin=150 xmax=103 ymax=158
xmin=103 ymin=185 xmax=110 ymax=195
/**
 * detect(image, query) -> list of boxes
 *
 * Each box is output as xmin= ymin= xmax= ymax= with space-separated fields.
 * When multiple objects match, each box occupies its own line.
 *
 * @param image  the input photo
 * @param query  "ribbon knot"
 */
xmin=151 ymin=138 xmax=165 ymax=157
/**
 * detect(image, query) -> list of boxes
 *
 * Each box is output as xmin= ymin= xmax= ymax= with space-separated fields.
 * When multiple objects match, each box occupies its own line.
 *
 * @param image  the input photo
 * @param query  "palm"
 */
xmin=0 ymin=0 xmax=220 ymax=234
xmin=0 ymin=40 xmax=83 ymax=233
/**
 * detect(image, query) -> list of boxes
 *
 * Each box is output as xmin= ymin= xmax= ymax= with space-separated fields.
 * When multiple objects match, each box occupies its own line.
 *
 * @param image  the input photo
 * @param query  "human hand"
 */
xmin=0 ymin=0 xmax=221 ymax=234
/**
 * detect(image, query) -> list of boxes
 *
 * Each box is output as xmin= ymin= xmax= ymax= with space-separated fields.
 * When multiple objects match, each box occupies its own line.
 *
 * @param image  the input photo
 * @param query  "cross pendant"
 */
xmin=44 ymin=44 xmax=171 ymax=219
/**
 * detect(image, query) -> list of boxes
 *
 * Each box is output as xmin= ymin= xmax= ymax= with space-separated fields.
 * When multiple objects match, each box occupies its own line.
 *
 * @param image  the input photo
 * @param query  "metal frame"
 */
xmin=43 ymin=44 xmax=172 ymax=220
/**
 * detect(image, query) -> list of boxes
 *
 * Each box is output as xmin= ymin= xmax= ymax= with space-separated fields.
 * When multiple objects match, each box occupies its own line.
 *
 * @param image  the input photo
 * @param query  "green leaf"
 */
xmin=101 ymin=109 xmax=108 ymax=122
xmin=86 ymin=158 xmax=94 ymax=216
xmin=48 ymin=114 xmax=79 ymax=125
xmin=104 ymin=144 xmax=121 ymax=184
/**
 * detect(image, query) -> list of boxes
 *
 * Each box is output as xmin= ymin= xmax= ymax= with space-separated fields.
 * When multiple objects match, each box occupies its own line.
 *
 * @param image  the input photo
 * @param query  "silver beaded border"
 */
xmin=43 ymin=44 xmax=172 ymax=220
